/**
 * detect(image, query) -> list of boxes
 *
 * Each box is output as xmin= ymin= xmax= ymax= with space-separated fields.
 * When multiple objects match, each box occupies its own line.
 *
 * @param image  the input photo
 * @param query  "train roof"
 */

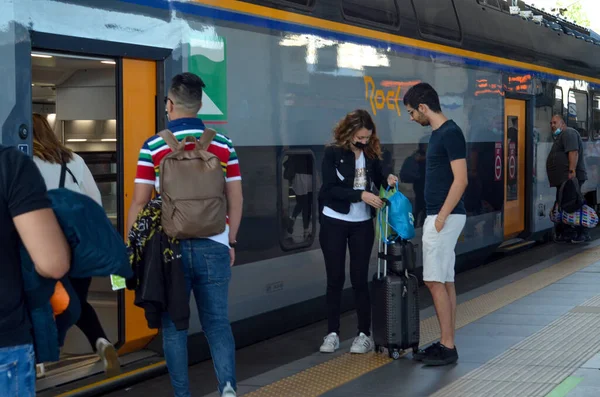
xmin=247 ymin=0 xmax=600 ymax=80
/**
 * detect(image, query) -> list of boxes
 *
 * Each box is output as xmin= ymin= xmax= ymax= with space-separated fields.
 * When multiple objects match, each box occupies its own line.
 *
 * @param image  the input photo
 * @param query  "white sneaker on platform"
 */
xmin=319 ymin=332 xmax=340 ymax=353
xmin=350 ymin=332 xmax=374 ymax=354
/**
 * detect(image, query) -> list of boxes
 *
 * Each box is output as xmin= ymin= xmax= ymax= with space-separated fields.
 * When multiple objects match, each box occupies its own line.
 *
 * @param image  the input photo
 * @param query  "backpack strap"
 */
xmin=59 ymin=162 xmax=67 ymax=188
xmin=59 ymin=162 xmax=78 ymax=188
xmin=199 ymin=128 xmax=217 ymax=150
xmin=158 ymin=129 xmax=181 ymax=151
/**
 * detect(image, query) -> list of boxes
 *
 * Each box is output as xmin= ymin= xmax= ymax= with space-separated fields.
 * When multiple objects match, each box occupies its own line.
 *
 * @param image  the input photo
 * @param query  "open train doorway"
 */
xmin=31 ymin=51 xmax=121 ymax=384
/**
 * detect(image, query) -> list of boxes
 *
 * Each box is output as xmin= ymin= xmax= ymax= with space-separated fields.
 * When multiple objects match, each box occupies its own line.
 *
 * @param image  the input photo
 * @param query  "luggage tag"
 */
xmin=110 ymin=275 xmax=126 ymax=291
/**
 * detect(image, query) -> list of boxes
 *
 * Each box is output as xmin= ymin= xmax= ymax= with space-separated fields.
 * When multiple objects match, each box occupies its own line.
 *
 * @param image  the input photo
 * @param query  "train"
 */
xmin=5 ymin=0 xmax=599 ymax=394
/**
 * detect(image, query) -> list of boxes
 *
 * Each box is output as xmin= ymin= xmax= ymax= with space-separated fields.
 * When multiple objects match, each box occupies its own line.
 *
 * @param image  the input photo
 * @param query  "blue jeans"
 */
xmin=0 ymin=344 xmax=35 ymax=396
xmin=162 ymin=239 xmax=236 ymax=396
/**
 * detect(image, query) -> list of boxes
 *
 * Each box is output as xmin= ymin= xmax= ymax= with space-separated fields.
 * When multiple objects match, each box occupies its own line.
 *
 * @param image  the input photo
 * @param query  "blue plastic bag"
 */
xmin=378 ymin=183 xmax=415 ymax=241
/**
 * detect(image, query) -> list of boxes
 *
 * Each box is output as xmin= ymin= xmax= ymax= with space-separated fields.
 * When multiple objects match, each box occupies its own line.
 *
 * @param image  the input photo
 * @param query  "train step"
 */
xmin=496 ymin=238 xmax=537 ymax=253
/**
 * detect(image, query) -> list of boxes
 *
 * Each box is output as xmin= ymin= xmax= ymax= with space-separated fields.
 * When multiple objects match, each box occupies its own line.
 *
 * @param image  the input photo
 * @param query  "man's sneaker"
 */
xmin=95 ymin=338 xmax=121 ymax=376
xmin=571 ymin=234 xmax=586 ymax=244
xmin=350 ymin=332 xmax=374 ymax=354
xmin=422 ymin=343 xmax=459 ymax=366
xmin=320 ymin=332 xmax=340 ymax=353
xmin=222 ymin=381 xmax=236 ymax=397
xmin=412 ymin=342 xmax=440 ymax=361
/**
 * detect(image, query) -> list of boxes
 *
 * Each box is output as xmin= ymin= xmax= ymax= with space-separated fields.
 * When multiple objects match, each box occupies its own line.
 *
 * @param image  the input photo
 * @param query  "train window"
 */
xmin=477 ymin=0 xmax=500 ymax=9
xmin=412 ymin=0 xmax=462 ymax=42
xmin=280 ymin=151 xmax=316 ymax=250
xmin=554 ymin=87 xmax=563 ymax=118
xmin=592 ymin=93 xmax=600 ymax=140
xmin=266 ymin=0 xmax=314 ymax=7
xmin=342 ymin=0 xmax=399 ymax=27
xmin=567 ymin=90 xmax=589 ymax=140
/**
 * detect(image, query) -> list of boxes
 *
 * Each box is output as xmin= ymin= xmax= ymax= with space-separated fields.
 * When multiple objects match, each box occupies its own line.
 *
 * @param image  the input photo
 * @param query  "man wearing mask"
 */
xmin=546 ymin=114 xmax=587 ymax=243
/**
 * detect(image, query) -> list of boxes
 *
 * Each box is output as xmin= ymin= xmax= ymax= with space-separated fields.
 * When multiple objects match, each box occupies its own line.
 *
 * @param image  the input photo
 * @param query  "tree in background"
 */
xmin=556 ymin=0 xmax=591 ymax=27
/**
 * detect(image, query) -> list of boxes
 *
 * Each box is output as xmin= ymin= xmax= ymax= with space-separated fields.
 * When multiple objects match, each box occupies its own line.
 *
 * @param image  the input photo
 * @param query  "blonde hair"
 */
xmin=32 ymin=113 xmax=73 ymax=164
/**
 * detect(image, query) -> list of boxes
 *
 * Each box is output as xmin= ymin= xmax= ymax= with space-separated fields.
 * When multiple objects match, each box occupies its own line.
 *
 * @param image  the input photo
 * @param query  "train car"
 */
xmin=1 ymin=0 xmax=598 ymax=394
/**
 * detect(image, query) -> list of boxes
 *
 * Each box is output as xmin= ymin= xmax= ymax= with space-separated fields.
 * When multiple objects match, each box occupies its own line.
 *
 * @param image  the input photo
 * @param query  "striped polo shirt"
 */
xmin=134 ymin=117 xmax=241 ymax=247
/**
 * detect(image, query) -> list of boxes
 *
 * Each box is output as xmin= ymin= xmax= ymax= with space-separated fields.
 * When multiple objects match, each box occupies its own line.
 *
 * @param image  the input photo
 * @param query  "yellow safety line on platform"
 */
xmin=241 ymin=247 xmax=600 ymax=397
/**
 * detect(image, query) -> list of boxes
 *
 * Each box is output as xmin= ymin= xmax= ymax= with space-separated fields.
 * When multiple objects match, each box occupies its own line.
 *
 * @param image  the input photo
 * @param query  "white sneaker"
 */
xmin=95 ymin=338 xmax=121 ymax=376
xmin=222 ymin=381 xmax=236 ymax=397
xmin=35 ymin=363 xmax=45 ymax=379
xmin=350 ymin=332 xmax=374 ymax=354
xmin=319 ymin=332 xmax=340 ymax=353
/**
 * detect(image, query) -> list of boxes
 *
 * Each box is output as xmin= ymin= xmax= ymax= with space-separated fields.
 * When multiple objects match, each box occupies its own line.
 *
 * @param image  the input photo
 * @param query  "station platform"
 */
xmin=84 ymin=238 xmax=600 ymax=397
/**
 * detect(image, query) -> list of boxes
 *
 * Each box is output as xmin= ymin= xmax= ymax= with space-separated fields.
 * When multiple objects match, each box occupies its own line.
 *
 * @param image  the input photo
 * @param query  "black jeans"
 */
xmin=70 ymin=277 xmax=109 ymax=351
xmin=319 ymin=216 xmax=374 ymax=337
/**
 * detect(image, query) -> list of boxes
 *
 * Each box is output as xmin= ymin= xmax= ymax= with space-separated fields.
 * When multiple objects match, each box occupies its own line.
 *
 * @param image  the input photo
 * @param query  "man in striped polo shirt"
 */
xmin=126 ymin=72 xmax=243 ymax=397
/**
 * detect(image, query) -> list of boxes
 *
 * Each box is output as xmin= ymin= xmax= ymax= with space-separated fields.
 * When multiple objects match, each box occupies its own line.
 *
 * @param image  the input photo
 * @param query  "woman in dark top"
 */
xmin=318 ymin=109 xmax=397 ymax=354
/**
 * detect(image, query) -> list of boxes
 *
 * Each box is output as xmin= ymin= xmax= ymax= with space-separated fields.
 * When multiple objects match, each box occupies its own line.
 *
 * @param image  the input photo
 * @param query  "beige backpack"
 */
xmin=158 ymin=128 xmax=227 ymax=239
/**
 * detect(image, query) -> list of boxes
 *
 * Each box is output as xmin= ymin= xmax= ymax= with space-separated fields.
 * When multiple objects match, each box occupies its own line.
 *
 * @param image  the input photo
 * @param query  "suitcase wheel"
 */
xmin=389 ymin=349 xmax=401 ymax=360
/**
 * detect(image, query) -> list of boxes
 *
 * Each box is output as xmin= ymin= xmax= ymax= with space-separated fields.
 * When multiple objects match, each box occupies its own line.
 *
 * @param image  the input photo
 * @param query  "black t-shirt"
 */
xmin=546 ymin=127 xmax=587 ymax=188
xmin=0 ymin=145 xmax=51 ymax=348
xmin=425 ymin=120 xmax=467 ymax=216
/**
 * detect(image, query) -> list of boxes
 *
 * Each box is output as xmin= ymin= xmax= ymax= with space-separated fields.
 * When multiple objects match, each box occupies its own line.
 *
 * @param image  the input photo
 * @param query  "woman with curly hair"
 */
xmin=318 ymin=109 xmax=397 ymax=354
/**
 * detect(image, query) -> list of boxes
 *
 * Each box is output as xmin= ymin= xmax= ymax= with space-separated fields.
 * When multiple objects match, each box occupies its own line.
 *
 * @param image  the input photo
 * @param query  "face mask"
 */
xmin=353 ymin=141 xmax=367 ymax=150
xmin=553 ymin=128 xmax=561 ymax=137
xmin=165 ymin=110 xmax=170 ymax=121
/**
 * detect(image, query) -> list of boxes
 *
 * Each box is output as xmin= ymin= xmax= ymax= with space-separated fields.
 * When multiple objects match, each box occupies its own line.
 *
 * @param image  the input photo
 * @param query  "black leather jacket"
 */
xmin=318 ymin=145 xmax=388 ymax=219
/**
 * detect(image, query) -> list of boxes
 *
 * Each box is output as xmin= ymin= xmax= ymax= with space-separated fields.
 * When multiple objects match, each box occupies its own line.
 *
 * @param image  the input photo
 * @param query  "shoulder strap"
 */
xmin=59 ymin=163 xmax=78 ymax=188
xmin=199 ymin=128 xmax=217 ymax=150
xmin=59 ymin=162 xmax=67 ymax=188
xmin=158 ymin=129 xmax=180 ymax=151
xmin=66 ymin=167 xmax=78 ymax=185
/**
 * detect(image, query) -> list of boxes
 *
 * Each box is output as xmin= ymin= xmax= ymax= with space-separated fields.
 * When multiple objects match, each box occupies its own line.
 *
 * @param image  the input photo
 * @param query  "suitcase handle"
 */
xmin=377 ymin=204 xmax=389 ymax=279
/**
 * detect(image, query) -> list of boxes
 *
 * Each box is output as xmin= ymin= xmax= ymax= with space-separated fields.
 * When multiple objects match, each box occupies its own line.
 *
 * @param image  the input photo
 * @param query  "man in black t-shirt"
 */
xmin=403 ymin=83 xmax=468 ymax=367
xmin=0 ymin=145 xmax=70 ymax=395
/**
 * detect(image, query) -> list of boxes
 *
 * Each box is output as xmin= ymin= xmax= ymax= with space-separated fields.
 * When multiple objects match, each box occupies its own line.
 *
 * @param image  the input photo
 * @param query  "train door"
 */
xmin=1 ymin=23 xmax=32 ymax=149
xmin=503 ymin=98 xmax=526 ymax=238
xmin=31 ymin=52 xmax=121 ymax=382
xmin=120 ymin=58 xmax=159 ymax=355
xmin=31 ymin=52 xmax=159 ymax=390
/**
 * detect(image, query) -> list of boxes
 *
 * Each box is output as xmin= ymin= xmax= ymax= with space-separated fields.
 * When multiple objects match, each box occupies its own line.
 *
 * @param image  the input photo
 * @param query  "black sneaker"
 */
xmin=422 ymin=343 xmax=458 ymax=366
xmin=571 ymin=234 xmax=586 ymax=244
xmin=412 ymin=342 xmax=440 ymax=362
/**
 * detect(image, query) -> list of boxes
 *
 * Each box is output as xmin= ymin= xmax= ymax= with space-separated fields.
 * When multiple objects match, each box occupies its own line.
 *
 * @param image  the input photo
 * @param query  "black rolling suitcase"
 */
xmin=371 ymin=206 xmax=420 ymax=359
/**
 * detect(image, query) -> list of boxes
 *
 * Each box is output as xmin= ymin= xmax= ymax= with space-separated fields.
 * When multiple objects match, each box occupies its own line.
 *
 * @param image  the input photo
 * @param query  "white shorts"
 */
xmin=422 ymin=214 xmax=466 ymax=283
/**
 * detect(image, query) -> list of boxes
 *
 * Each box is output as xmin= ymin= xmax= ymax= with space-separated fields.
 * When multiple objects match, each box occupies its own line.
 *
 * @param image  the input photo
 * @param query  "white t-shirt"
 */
xmin=323 ymin=151 xmax=371 ymax=222
xmin=33 ymin=153 xmax=102 ymax=206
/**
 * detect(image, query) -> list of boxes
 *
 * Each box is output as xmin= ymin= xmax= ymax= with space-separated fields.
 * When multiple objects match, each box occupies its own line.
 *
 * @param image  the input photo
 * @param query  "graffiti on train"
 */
xmin=364 ymin=77 xmax=423 ymax=117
